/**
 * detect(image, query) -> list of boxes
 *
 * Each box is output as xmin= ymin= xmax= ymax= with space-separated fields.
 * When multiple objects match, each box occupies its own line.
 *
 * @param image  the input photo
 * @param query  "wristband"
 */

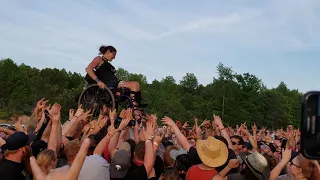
xmin=153 ymin=142 xmax=159 ymax=147
xmin=220 ymin=127 xmax=226 ymax=131
xmin=145 ymin=139 xmax=152 ymax=143
xmin=94 ymin=77 xmax=100 ymax=83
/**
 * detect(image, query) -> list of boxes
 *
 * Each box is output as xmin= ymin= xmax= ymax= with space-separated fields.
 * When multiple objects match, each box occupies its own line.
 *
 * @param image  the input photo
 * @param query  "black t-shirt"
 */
xmin=187 ymin=146 xmax=202 ymax=165
xmin=216 ymin=148 xmax=238 ymax=175
xmin=0 ymin=158 xmax=31 ymax=180
xmin=111 ymin=155 xmax=164 ymax=180
xmin=86 ymin=58 xmax=119 ymax=87
xmin=124 ymin=163 xmax=148 ymax=180
xmin=154 ymin=155 xmax=164 ymax=179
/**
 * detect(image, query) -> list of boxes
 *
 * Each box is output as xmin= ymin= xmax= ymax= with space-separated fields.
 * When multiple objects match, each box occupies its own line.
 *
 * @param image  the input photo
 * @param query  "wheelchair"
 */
xmin=78 ymin=84 xmax=134 ymax=116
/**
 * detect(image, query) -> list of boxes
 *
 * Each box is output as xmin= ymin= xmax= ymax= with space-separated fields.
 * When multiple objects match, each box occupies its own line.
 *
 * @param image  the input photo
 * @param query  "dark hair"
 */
xmin=99 ymin=45 xmax=117 ymax=55
xmin=126 ymin=139 xmax=136 ymax=160
xmin=214 ymin=135 xmax=228 ymax=147
xmin=231 ymin=135 xmax=245 ymax=145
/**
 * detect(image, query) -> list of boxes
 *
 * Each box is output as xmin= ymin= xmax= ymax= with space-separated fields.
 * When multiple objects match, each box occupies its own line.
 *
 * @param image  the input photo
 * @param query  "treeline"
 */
xmin=0 ymin=58 xmax=302 ymax=129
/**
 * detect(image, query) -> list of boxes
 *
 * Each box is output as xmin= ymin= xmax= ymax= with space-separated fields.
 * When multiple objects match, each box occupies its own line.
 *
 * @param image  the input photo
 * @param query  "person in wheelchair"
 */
xmin=85 ymin=45 xmax=142 ymax=109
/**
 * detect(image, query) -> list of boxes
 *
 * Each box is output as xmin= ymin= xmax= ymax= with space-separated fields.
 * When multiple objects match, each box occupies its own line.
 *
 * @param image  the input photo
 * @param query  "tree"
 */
xmin=0 ymin=58 xmax=303 ymax=129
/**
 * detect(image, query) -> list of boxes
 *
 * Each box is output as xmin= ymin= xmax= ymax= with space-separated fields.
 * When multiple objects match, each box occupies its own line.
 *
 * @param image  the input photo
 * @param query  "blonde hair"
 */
xmin=64 ymin=139 xmax=80 ymax=161
xmin=36 ymin=149 xmax=57 ymax=175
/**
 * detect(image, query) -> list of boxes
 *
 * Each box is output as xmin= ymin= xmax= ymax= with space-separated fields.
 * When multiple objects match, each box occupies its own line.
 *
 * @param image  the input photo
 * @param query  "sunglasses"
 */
xmin=232 ymin=141 xmax=239 ymax=145
xmin=290 ymin=160 xmax=300 ymax=168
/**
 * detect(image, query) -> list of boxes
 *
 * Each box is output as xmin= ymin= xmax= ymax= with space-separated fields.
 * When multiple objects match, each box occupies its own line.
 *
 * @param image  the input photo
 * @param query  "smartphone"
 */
xmin=281 ymin=138 xmax=287 ymax=150
xmin=114 ymin=117 xmax=136 ymax=127
xmin=128 ymin=120 xmax=136 ymax=126
xmin=301 ymin=91 xmax=320 ymax=159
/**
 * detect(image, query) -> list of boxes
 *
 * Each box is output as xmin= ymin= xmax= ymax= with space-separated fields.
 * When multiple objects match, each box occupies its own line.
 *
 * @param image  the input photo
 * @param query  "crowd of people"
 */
xmin=0 ymin=98 xmax=319 ymax=180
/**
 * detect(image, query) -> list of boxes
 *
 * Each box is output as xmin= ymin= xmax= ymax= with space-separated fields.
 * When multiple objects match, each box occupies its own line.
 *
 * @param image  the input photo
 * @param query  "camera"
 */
xmin=301 ymin=91 xmax=320 ymax=159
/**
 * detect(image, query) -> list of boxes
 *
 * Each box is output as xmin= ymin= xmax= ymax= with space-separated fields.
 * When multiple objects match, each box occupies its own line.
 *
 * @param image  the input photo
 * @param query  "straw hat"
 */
xmin=196 ymin=136 xmax=228 ymax=167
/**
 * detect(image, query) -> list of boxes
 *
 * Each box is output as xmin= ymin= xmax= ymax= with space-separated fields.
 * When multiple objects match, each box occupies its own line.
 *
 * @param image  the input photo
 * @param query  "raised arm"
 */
xmin=161 ymin=117 xmax=191 ymax=151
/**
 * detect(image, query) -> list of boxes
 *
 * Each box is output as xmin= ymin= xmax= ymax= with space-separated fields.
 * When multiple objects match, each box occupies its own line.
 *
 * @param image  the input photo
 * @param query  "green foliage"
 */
xmin=0 ymin=59 xmax=302 ymax=128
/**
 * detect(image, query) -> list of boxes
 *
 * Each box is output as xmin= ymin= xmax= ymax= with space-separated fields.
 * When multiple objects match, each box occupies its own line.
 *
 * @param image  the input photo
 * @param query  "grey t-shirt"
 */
xmin=78 ymin=154 xmax=110 ymax=180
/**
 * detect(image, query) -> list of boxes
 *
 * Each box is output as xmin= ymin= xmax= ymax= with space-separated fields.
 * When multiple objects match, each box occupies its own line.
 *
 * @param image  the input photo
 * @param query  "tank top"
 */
xmin=186 ymin=165 xmax=218 ymax=180
xmin=85 ymin=56 xmax=118 ymax=86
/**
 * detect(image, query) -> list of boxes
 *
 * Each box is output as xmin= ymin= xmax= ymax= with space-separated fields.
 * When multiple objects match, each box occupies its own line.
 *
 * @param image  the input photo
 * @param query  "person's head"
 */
xmin=262 ymin=152 xmax=277 ymax=170
xmin=287 ymin=125 xmax=293 ymax=131
xmin=134 ymin=141 xmax=145 ymax=161
xmin=260 ymin=144 xmax=271 ymax=154
xmin=287 ymin=154 xmax=314 ymax=179
xmin=36 ymin=149 xmax=57 ymax=175
xmin=231 ymin=135 xmax=244 ymax=152
xmin=110 ymin=142 xmax=132 ymax=179
xmin=159 ymin=167 xmax=181 ymax=180
xmin=2 ymin=132 xmax=33 ymax=162
xmin=196 ymin=136 xmax=228 ymax=168
xmin=64 ymin=139 xmax=81 ymax=164
xmin=239 ymin=151 xmax=269 ymax=180
xmin=187 ymin=137 xmax=196 ymax=147
xmin=99 ymin=45 xmax=117 ymax=61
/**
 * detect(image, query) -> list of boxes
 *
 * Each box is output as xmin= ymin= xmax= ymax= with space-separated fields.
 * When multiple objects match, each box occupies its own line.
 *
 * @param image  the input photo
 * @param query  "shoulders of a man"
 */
xmin=124 ymin=164 xmax=148 ymax=180
xmin=79 ymin=154 xmax=110 ymax=180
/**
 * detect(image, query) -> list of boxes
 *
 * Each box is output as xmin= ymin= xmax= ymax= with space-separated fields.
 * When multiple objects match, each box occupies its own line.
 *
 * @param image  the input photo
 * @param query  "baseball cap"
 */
xmin=244 ymin=142 xmax=253 ymax=150
xmin=170 ymin=148 xmax=187 ymax=160
xmin=31 ymin=140 xmax=48 ymax=157
xmin=110 ymin=142 xmax=132 ymax=178
xmin=1 ymin=131 xmax=32 ymax=151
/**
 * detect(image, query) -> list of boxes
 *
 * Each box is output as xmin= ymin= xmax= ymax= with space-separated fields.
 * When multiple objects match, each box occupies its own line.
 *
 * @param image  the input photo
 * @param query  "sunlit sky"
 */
xmin=1 ymin=0 xmax=320 ymax=93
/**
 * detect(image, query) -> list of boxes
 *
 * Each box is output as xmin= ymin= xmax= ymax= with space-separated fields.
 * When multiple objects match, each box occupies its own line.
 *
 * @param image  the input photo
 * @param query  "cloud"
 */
xmin=1 ymin=0 xmax=320 ymax=92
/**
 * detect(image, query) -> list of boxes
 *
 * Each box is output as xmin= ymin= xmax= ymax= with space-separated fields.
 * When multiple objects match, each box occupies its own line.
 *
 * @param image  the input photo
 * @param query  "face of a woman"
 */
xmin=104 ymin=50 xmax=116 ymax=61
xmin=288 ymin=157 xmax=300 ymax=176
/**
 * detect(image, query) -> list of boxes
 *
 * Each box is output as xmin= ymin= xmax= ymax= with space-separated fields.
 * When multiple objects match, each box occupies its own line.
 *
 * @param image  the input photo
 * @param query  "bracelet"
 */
xmin=220 ymin=127 xmax=226 ymax=131
xmin=107 ymin=133 xmax=114 ymax=138
xmin=153 ymin=142 xmax=159 ymax=147
xmin=145 ymin=139 xmax=152 ymax=143
xmin=94 ymin=77 xmax=100 ymax=83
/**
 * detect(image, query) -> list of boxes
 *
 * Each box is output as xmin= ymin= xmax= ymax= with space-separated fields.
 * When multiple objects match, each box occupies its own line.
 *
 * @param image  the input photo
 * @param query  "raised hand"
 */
xmin=74 ymin=104 xmax=84 ymax=118
xmin=228 ymin=159 xmax=240 ymax=169
xmin=109 ymin=109 xmax=117 ymax=122
xmin=36 ymin=98 xmax=49 ymax=110
xmin=213 ymin=115 xmax=224 ymax=129
xmin=69 ymin=109 xmax=75 ymax=120
xmin=51 ymin=104 xmax=61 ymax=124
xmin=161 ymin=116 xmax=176 ymax=127
xmin=194 ymin=117 xmax=199 ymax=127
xmin=30 ymin=138 xmax=90 ymax=180
xmin=182 ymin=121 xmax=189 ymax=129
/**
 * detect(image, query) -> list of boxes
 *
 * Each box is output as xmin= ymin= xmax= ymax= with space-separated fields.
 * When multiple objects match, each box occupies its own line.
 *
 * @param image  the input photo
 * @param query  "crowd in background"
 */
xmin=0 ymin=98 xmax=319 ymax=180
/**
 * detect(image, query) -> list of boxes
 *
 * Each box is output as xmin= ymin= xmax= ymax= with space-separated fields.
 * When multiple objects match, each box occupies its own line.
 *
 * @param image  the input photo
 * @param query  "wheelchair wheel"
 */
xmin=78 ymin=84 xmax=115 ymax=116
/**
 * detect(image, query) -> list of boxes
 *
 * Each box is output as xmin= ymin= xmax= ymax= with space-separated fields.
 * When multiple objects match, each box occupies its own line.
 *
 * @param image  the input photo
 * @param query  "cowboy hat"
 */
xmin=196 ymin=136 xmax=228 ymax=167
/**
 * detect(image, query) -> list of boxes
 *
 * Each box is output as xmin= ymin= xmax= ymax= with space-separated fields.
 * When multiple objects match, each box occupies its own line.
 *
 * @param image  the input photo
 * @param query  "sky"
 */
xmin=0 ymin=0 xmax=320 ymax=93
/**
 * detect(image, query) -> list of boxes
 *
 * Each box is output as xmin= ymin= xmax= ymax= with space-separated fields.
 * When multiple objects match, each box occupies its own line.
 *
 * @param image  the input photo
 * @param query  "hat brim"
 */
xmin=110 ymin=161 xmax=130 ymax=179
xmin=196 ymin=139 xmax=228 ymax=167
xmin=239 ymin=152 xmax=270 ymax=180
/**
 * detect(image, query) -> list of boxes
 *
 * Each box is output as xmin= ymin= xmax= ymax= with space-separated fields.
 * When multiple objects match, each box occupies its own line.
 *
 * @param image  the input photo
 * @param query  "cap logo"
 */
xmin=116 ymin=165 xmax=122 ymax=170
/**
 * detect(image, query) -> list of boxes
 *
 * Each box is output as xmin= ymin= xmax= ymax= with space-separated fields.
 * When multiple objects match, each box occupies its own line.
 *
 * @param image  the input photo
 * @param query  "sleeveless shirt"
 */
xmin=85 ymin=57 xmax=119 ymax=86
